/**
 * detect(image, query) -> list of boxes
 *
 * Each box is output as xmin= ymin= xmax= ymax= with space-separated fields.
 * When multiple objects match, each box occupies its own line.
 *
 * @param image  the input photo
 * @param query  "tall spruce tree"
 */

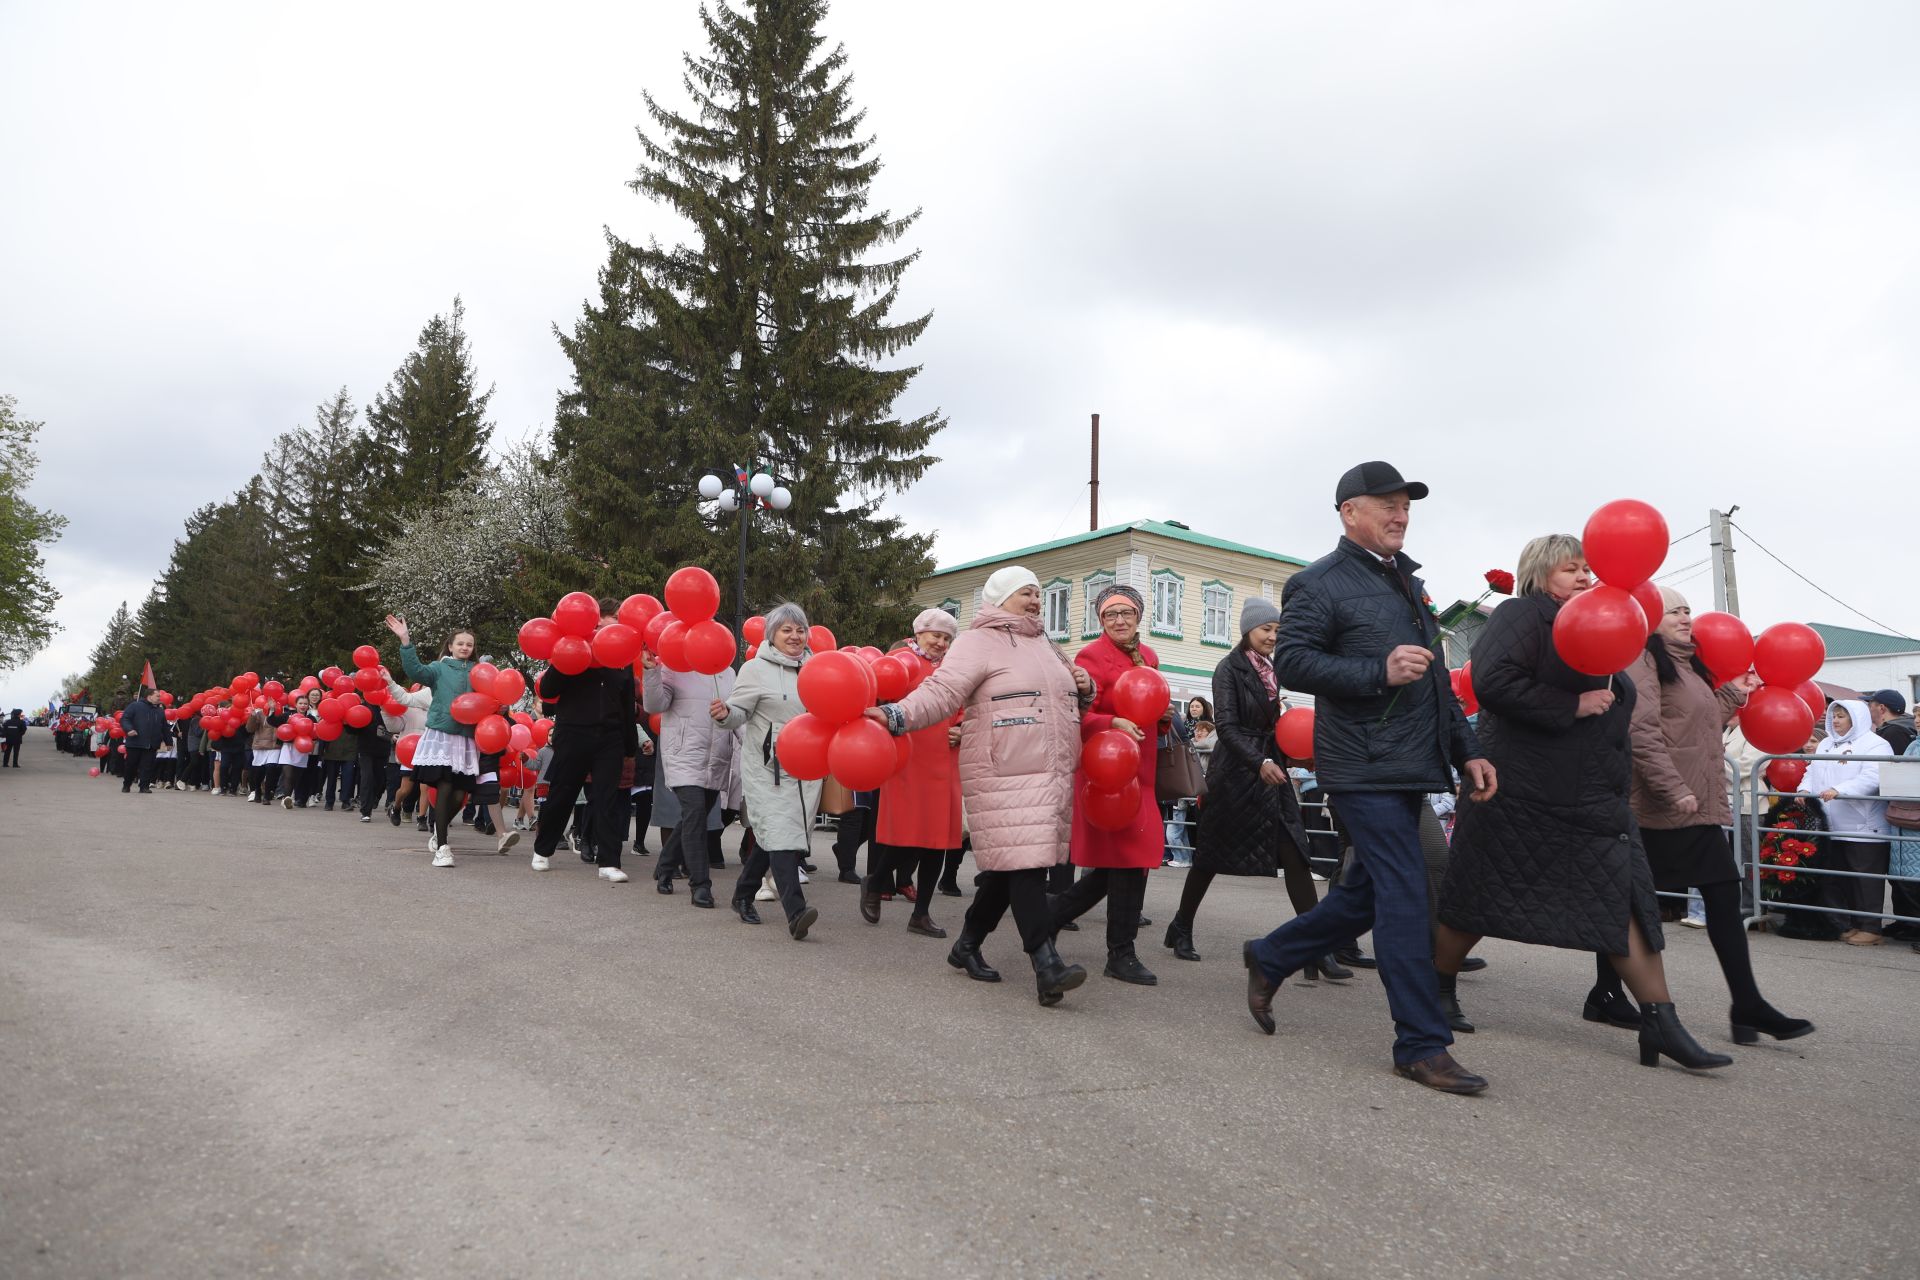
xmin=552 ymin=0 xmax=943 ymax=642
xmin=367 ymin=297 xmax=496 ymax=514
xmin=83 ymin=600 xmax=144 ymax=706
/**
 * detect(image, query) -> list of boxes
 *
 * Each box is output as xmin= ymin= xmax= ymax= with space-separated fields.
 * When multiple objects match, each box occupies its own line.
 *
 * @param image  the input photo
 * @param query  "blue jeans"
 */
xmin=1248 ymin=790 xmax=1451 ymax=1066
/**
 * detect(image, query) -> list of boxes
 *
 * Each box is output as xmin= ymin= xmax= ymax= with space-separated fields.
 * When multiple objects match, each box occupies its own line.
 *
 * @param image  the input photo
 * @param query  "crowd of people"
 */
xmin=32 ymin=458 xmax=1915 ymax=1097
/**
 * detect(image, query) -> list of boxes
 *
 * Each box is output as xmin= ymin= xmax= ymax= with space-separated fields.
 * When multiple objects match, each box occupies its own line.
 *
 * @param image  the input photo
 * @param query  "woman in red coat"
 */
xmin=865 ymin=609 xmax=965 ymax=938
xmin=1049 ymin=583 xmax=1166 ymax=985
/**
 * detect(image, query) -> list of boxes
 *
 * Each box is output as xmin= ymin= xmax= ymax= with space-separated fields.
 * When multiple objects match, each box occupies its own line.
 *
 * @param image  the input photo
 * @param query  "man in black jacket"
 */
xmin=1242 ymin=462 xmax=1498 ymax=1095
xmin=119 ymin=689 xmax=171 ymax=794
xmin=1 ymin=710 xmax=25 ymax=767
xmin=530 ymin=599 xmax=640 ymax=882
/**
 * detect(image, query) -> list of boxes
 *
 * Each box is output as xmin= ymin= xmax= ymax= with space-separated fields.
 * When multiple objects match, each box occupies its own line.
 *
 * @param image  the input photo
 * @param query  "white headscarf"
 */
xmin=982 ymin=566 xmax=1039 ymax=608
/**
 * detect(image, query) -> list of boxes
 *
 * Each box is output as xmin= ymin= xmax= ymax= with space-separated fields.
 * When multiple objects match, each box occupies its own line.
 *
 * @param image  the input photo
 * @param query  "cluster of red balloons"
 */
xmin=1551 ymin=499 xmax=1672 ymax=676
xmin=1712 ymin=618 xmax=1827 ymax=754
xmin=774 ymin=647 xmax=931 ymax=791
xmin=519 ymin=569 xmax=741 ymax=678
xmin=1080 ymin=668 xmax=1171 ymax=831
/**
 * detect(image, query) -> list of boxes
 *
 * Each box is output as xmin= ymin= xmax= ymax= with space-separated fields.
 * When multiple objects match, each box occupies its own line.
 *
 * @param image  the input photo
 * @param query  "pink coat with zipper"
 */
xmin=893 ymin=606 xmax=1084 ymax=872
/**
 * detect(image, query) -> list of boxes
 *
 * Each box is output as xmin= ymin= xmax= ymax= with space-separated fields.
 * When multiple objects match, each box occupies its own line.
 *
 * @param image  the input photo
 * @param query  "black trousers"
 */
xmin=1826 ymin=837 xmax=1890 ymax=935
xmin=1051 ymin=866 xmax=1149 ymax=951
xmin=629 ymin=789 xmax=653 ymax=852
xmin=357 ymin=754 xmax=388 ymax=815
xmin=319 ymin=757 xmax=355 ymax=807
xmin=833 ymin=806 xmax=872 ymax=876
xmin=962 ymin=867 xmax=1053 ymax=954
xmin=122 ymin=747 xmax=156 ymax=791
xmin=657 ymin=786 xmax=720 ymax=887
xmin=535 ymin=728 xmax=627 ymax=867
xmin=870 ymin=845 xmax=944 ymax=909
xmin=734 ymin=836 xmax=808 ymax=921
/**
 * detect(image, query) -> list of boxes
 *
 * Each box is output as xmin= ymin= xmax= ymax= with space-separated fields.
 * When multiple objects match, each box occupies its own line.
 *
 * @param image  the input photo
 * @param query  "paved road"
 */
xmin=3 ymin=755 xmax=1917 ymax=1279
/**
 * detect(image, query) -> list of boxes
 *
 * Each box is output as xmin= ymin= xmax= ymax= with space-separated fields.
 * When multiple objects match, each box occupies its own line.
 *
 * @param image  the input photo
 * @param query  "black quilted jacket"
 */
xmin=1437 ymin=592 xmax=1663 ymax=953
xmin=1273 ymin=538 xmax=1479 ymax=793
xmin=1194 ymin=649 xmax=1311 ymax=876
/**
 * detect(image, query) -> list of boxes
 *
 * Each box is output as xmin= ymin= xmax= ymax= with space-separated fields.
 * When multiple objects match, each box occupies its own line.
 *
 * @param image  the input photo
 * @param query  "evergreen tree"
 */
xmin=367 ymin=297 xmax=496 ymax=514
xmin=552 ymin=0 xmax=943 ymax=642
xmin=83 ymin=600 xmax=144 ymax=706
xmin=0 ymin=394 xmax=70 ymax=671
xmin=138 ymin=482 xmax=278 ymax=691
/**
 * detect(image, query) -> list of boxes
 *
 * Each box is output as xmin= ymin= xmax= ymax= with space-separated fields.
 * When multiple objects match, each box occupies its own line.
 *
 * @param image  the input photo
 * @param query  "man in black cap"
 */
xmin=1241 ymin=462 xmax=1497 ymax=1094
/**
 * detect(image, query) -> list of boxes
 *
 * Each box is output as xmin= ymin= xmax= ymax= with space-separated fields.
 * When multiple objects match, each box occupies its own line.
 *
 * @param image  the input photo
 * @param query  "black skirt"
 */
xmin=1642 ymin=824 xmax=1739 ymax=891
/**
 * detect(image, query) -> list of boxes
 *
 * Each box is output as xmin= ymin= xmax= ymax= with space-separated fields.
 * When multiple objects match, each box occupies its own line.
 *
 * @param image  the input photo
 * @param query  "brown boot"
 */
xmin=1393 ymin=1051 xmax=1488 ymax=1095
xmin=1242 ymin=941 xmax=1278 ymax=1035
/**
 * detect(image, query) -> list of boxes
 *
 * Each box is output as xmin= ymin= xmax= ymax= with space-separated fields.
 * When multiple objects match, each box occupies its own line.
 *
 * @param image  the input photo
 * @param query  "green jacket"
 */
xmin=398 ymin=644 xmax=475 ymax=737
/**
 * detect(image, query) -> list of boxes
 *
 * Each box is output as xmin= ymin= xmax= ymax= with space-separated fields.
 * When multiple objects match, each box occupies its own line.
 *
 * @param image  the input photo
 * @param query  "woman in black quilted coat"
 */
xmin=1435 ymin=535 xmax=1729 ymax=1072
xmin=1164 ymin=599 xmax=1345 ymax=980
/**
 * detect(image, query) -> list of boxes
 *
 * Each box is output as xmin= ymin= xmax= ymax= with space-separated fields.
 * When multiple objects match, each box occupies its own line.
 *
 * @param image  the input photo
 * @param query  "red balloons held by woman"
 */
xmin=664 ymin=566 xmax=722 ymax=624
xmin=871 ymin=654 xmax=911 ymax=702
xmin=1111 ymin=667 xmax=1170 ymax=727
xmin=828 ymin=717 xmax=897 ymax=791
xmin=592 ymin=623 xmax=643 ymax=669
xmin=1081 ymin=729 xmax=1141 ymax=790
xmin=617 ymin=593 xmax=663 ymax=632
xmin=468 ymin=662 xmax=500 ymax=698
xmin=1752 ymin=622 xmax=1825 ymax=689
xmin=395 ymin=733 xmax=421 ymax=766
xmin=274 ymin=722 xmax=295 ymax=742
xmin=450 ymin=692 xmax=496 ymax=725
xmin=1792 ymin=679 xmax=1826 ymax=725
xmin=549 ymin=634 xmax=593 ymax=676
xmin=490 ymin=668 xmax=526 ymax=705
xmin=643 ymin=610 xmax=678 ymax=653
xmin=1629 ymin=580 xmax=1664 ymax=638
xmin=797 ymin=650 xmax=870 ymax=723
xmin=774 ymin=712 xmax=835 ymax=780
xmin=1551 ymin=585 xmax=1648 ymax=676
xmin=683 ymin=619 xmax=736 ymax=675
xmin=344 ymin=703 xmax=374 ymax=729
xmin=807 ymin=624 xmax=836 ymax=654
xmin=473 ymin=717 xmax=511 ymax=754
xmin=1274 ymin=707 xmax=1315 ymax=759
xmin=553 ymin=592 xmax=601 ymax=640
xmin=1763 ymin=757 xmax=1808 ymax=793
xmin=1582 ymin=499 xmax=1670 ymax=589
xmin=352 ymin=644 xmax=380 ymax=669
xmin=743 ymin=615 xmax=767 ymax=645
xmin=293 ymin=735 xmax=315 ymax=755
xmin=519 ymin=617 xmax=560 ymax=661
xmin=1740 ymin=684 xmax=1816 ymax=755
xmin=1083 ymin=779 xmax=1143 ymax=832
xmin=1691 ymin=612 xmax=1754 ymax=684
xmin=654 ymin=620 xmax=690 ymax=672
xmin=313 ymin=720 xmax=343 ymax=743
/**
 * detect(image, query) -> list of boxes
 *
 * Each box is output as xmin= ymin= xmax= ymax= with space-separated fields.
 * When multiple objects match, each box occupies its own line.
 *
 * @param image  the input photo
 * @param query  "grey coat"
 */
xmin=716 ymin=646 xmax=821 ymax=852
xmin=643 ymin=663 xmax=738 ymax=791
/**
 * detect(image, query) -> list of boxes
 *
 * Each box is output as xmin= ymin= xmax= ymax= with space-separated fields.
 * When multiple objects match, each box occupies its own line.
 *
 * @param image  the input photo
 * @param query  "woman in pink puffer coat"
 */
xmin=874 ymin=567 xmax=1097 ymax=1007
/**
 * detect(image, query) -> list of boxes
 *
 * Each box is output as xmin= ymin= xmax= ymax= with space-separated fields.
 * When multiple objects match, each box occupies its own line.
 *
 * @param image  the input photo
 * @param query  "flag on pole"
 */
xmin=140 ymin=659 xmax=156 ymax=692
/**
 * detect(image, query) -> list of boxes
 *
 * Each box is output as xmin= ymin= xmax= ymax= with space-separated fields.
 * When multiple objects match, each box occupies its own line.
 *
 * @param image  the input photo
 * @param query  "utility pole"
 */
xmin=1709 ymin=506 xmax=1741 ymax=617
xmin=1088 ymin=413 xmax=1101 ymax=532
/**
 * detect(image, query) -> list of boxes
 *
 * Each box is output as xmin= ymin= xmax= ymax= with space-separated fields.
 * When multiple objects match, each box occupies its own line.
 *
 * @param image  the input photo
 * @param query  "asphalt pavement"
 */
xmin=3 ymin=752 xmax=1917 ymax=1279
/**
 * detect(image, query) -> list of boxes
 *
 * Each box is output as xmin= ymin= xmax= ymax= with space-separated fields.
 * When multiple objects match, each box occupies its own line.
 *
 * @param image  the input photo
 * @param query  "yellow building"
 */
xmin=910 ymin=519 xmax=1309 ymax=703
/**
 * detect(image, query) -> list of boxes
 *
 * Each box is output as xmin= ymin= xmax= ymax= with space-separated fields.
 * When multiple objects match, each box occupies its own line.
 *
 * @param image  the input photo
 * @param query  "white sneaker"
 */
xmin=530 ymin=853 xmax=551 ymax=871
xmin=1680 ymin=913 xmax=1708 ymax=929
xmin=247 ymin=791 xmax=259 ymax=803
xmin=431 ymin=845 xmax=454 ymax=868
xmin=755 ymin=882 xmax=777 ymax=902
xmin=496 ymin=830 xmax=521 ymax=856
xmin=598 ymin=867 xmax=629 ymax=883
xmin=797 ymin=867 xmax=810 ymax=884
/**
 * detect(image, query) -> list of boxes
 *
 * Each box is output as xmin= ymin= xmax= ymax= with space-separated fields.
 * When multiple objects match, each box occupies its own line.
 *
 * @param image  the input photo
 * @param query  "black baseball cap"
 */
xmin=1866 ymin=689 xmax=1907 ymax=714
xmin=1335 ymin=461 xmax=1429 ymax=509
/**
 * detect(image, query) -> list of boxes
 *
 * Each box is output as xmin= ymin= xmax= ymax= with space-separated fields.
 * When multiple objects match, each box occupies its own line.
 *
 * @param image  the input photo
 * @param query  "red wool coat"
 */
xmin=878 ymin=642 xmax=963 ymax=850
xmin=1069 ymin=634 xmax=1165 ymax=870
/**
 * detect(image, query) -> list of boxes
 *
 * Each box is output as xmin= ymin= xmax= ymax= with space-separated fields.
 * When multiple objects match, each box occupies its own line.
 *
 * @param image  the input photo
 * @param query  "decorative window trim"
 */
xmin=939 ymin=597 xmax=962 ymax=621
xmin=1201 ymin=579 xmax=1233 ymax=648
xmin=1082 ymin=571 xmax=1115 ymax=639
xmin=1041 ymin=578 xmax=1071 ymax=641
xmin=1149 ymin=568 xmax=1185 ymax=639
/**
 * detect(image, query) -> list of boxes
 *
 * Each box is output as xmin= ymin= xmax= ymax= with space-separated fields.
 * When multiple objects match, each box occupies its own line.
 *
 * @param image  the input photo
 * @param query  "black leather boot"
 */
xmin=1438 ymin=971 xmax=1475 ymax=1034
xmin=1029 ymin=940 xmax=1087 ymax=1007
xmin=1103 ymin=946 xmax=1158 ymax=985
xmin=1304 ymin=953 xmax=1353 ymax=982
xmin=1638 ymin=1002 xmax=1732 ymax=1070
xmin=732 ymin=898 xmax=761 ymax=925
xmin=1729 ymin=1002 xmax=1814 ymax=1044
xmin=946 ymin=934 xmax=1001 ymax=983
xmin=1582 ymin=986 xmax=1641 ymax=1029
xmin=1163 ymin=919 xmax=1201 ymax=962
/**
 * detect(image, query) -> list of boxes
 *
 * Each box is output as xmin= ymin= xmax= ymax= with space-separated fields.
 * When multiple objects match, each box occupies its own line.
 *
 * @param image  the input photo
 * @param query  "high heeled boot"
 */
xmin=1729 ymin=1002 xmax=1814 ymax=1044
xmin=1029 ymin=940 xmax=1087 ymax=1007
xmin=1437 ymin=971 xmax=1475 ymax=1034
xmin=1163 ymin=918 xmax=1201 ymax=961
xmin=1638 ymin=1002 xmax=1732 ymax=1069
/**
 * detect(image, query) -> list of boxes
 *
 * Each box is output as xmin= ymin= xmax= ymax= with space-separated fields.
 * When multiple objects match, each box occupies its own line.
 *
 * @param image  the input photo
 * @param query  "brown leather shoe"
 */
xmin=1393 ymin=1051 xmax=1488 ymax=1095
xmin=859 ymin=882 xmax=882 ymax=925
xmin=1243 ymin=941 xmax=1277 ymax=1035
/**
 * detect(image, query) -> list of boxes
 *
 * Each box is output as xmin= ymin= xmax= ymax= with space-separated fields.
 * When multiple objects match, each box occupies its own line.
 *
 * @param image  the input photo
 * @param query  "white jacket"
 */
xmin=383 ymin=683 xmax=431 ymax=738
xmin=1802 ymin=699 xmax=1892 ymax=838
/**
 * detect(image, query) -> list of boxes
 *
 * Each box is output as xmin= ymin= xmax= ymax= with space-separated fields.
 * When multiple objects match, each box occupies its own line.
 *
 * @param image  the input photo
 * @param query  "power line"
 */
xmin=1669 ymin=523 xmax=1709 ymax=546
xmin=1656 ymin=557 xmax=1709 ymax=582
xmin=1727 ymin=519 xmax=1919 ymax=640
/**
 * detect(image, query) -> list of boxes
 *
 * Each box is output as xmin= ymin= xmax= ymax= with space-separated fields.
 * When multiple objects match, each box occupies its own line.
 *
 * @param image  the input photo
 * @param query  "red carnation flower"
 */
xmin=1484 ymin=569 xmax=1516 ymax=595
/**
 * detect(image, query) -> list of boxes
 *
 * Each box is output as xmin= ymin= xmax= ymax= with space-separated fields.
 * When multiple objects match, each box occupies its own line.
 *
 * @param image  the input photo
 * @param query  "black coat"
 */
xmin=1438 ymin=593 xmax=1664 ymax=954
xmin=1274 ymin=538 xmax=1479 ymax=793
xmin=1194 ymin=649 xmax=1311 ymax=876
xmin=120 ymin=699 xmax=171 ymax=749
xmin=537 ymin=664 xmax=640 ymax=756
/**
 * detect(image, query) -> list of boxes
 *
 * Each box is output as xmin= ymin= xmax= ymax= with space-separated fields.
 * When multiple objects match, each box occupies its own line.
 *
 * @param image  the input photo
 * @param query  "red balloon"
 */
xmin=1083 ymin=779 xmax=1143 ymax=832
xmin=352 ymin=667 xmax=385 ymax=693
xmin=89 ymin=766 xmax=100 ymax=776
xmin=872 ymin=654 xmax=911 ymax=703
xmin=1582 ymin=499 xmax=1670 ymax=589
xmin=450 ymin=692 xmax=496 ymax=725
xmin=1764 ymin=757 xmax=1807 ymax=793
xmin=1691 ymin=612 xmax=1754 ymax=683
xmin=592 ymin=623 xmax=644 ymax=669
xmin=395 ymin=733 xmax=421 ymax=766
xmin=507 ymin=723 xmax=532 ymax=753
xmin=743 ymin=615 xmax=767 ymax=645
xmin=288 ymin=714 xmax=314 ymax=735
xmin=319 ymin=666 xmax=343 ymax=685
xmin=344 ymin=704 xmax=373 ymax=729
xmin=643 ymin=610 xmax=677 ymax=654
xmin=549 ymin=635 xmax=593 ymax=676
xmin=1740 ymin=684 xmax=1816 ymax=755
xmin=293 ymin=736 xmax=315 ymax=754
xmin=828 ymin=717 xmax=897 ymax=790
xmin=1081 ymin=729 xmax=1141 ymax=790
xmin=317 ymin=697 xmax=345 ymax=723
xmin=664 ymin=566 xmax=722 ymax=624
xmin=530 ymin=718 xmax=553 ymax=749
xmin=1111 ymin=667 xmax=1171 ymax=727
xmin=491 ymin=668 xmax=526 ymax=705
xmin=519 ymin=617 xmax=561 ymax=660
xmin=313 ymin=720 xmax=343 ymax=742
xmin=797 ymin=650 xmax=871 ymax=722
xmin=684 ymin=619 xmax=736 ymax=675
xmin=1752 ymin=622 xmax=1824 ymax=689
xmin=330 ymin=675 xmax=355 ymax=696
xmin=1552 ymin=585 xmax=1647 ymax=676
xmin=1274 ymin=707 xmax=1315 ymax=759
xmin=263 ymin=681 xmax=285 ymax=699
xmin=775 ymin=712 xmax=836 ymax=781
xmin=1452 ymin=663 xmax=1479 ymax=716
xmin=655 ymin=620 xmax=690 ymax=672
xmin=857 ymin=646 xmax=885 ymax=665
xmin=807 ymin=625 xmax=836 ymax=654
xmin=468 ymin=661 xmax=500 ymax=698
xmin=474 ymin=717 xmax=511 ymax=754
xmin=1792 ymin=679 xmax=1826 ymax=725
xmin=743 ymin=643 xmax=760 ymax=661
xmin=352 ymin=645 xmax=380 ymax=669
xmin=617 ymin=593 xmax=664 ymax=632
xmin=1629 ymin=580 xmax=1664 ymax=638
xmin=553 ymin=591 xmax=601 ymax=639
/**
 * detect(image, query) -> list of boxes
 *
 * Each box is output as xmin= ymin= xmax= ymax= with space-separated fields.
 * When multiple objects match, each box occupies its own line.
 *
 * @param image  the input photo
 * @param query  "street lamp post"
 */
xmin=697 ymin=466 xmax=794 ymax=652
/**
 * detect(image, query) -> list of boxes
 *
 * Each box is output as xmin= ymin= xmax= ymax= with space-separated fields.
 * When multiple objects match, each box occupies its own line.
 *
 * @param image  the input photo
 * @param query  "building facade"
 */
xmin=910 ymin=519 xmax=1308 ymax=705
xmin=1811 ymin=623 xmax=1920 ymax=704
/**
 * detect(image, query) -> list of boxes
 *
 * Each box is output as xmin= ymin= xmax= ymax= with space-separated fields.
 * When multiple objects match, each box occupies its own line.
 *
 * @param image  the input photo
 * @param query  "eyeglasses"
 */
xmin=1100 ymin=609 xmax=1139 ymax=622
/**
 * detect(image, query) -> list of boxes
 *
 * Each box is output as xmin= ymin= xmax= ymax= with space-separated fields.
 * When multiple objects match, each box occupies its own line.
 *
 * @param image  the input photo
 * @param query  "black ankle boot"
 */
xmin=1304 ymin=952 xmax=1353 ymax=982
xmin=1582 ymin=986 xmax=1641 ymax=1029
xmin=1638 ymin=1002 xmax=1732 ymax=1070
xmin=946 ymin=935 xmax=1001 ymax=983
xmin=1103 ymin=947 xmax=1158 ymax=985
xmin=1163 ymin=919 xmax=1201 ymax=961
xmin=1438 ymin=972 xmax=1475 ymax=1033
xmin=1730 ymin=1002 xmax=1814 ymax=1044
xmin=1029 ymin=940 xmax=1087 ymax=1007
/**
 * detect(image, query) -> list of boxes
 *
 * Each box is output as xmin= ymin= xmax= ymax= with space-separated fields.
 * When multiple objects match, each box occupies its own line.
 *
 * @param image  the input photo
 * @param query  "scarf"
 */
xmin=1247 ymin=649 xmax=1279 ymax=701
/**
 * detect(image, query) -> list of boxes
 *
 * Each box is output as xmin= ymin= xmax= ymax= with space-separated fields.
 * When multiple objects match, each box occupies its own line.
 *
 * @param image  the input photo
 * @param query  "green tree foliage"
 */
xmin=552 ymin=0 xmax=944 ymax=642
xmin=367 ymin=297 xmax=496 ymax=516
xmin=82 ymin=600 xmax=144 ymax=707
xmin=134 ymin=481 xmax=279 ymax=691
xmin=0 ymin=395 xmax=70 ymax=672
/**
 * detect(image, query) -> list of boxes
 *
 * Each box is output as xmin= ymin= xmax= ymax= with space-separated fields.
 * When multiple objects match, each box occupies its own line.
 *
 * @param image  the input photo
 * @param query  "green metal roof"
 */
xmin=1810 ymin=622 xmax=1920 ymax=658
xmin=928 ymin=519 xmax=1309 ymax=578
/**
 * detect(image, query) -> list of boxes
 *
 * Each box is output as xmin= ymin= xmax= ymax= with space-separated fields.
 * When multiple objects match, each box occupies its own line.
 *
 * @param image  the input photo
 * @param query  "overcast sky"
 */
xmin=4 ymin=0 xmax=1917 ymax=710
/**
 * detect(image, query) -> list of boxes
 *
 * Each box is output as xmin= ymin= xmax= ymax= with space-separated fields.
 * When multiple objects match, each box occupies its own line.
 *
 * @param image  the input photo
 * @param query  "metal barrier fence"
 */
xmin=1744 ymin=751 xmax=1919 ymax=933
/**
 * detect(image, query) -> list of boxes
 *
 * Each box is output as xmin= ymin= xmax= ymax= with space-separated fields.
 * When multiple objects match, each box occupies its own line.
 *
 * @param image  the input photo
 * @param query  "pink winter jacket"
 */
xmin=893 ymin=606 xmax=1085 ymax=872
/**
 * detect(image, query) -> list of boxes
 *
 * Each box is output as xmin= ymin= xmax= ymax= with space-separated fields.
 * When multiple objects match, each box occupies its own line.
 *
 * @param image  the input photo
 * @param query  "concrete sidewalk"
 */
xmin=3 ymin=755 xmax=1916 ymax=1279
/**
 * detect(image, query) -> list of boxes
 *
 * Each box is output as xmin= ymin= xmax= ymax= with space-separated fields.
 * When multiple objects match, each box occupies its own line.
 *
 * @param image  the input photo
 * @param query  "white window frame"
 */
xmin=1201 ymin=580 xmax=1232 ymax=646
xmin=1150 ymin=570 xmax=1185 ymax=639
xmin=1082 ymin=572 xmax=1115 ymax=639
xmin=1042 ymin=579 xmax=1071 ymax=640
